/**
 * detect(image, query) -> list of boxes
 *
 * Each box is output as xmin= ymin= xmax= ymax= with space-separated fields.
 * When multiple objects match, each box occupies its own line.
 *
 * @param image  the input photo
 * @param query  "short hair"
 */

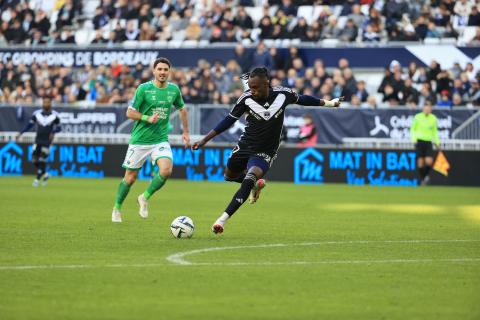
xmin=242 ymin=67 xmax=270 ymax=81
xmin=153 ymin=57 xmax=171 ymax=69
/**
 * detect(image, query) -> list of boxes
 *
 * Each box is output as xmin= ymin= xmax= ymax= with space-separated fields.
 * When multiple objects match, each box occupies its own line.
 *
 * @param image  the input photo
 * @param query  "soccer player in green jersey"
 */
xmin=112 ymin=57 xmax=190 ymax=222
xmin=410 ymin=100 xmax=440 ymax=185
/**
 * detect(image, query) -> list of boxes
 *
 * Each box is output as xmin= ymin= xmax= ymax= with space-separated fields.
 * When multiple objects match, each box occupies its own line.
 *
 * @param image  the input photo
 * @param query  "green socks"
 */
xmin=143 ymin=174 xmax=167 ymax=200
xmin=114 ymin=179 xmax=131 ymax=209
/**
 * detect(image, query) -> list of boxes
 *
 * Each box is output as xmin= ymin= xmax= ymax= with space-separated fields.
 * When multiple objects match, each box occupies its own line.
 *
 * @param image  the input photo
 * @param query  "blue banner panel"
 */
xmin=1 ymin=142 xmax=479 ymax=186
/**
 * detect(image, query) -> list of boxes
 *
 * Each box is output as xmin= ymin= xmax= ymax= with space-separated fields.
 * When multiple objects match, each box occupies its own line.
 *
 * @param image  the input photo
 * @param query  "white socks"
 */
xmin=216 ymin=212 xmax=230 ymax=226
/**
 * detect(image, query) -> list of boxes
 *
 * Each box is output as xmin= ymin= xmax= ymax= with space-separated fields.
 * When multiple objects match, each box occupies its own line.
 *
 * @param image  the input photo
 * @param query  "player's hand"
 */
xmin=148 ymin=113 xmax=160 ymax=124
xmin=191 ymin=140 xmax=206 ymax=151
xmin=333 ymin=96 xmax=345 ymax=108
xmin=182 ymin=132 xmax=191 ymax=149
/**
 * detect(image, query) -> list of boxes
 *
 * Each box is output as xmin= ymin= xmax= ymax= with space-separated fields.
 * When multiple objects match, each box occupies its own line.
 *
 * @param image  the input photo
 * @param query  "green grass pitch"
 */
xmin=0 ymin=176 xmax=479 ymax=320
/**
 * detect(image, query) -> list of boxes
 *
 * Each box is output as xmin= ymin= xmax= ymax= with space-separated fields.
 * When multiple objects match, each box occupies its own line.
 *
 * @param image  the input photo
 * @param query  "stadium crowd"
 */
xmin=0 ymin=0 xmax=479 ymax=46
xmin=1 ymin=43 xmax=479 ymax=108
xmin=0 ymin=0 xmax=479 ymax=108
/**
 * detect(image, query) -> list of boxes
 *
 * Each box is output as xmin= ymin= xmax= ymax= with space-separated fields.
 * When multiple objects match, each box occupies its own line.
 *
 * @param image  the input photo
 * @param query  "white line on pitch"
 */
xmin=1 ymin=239 xmax=479 ymax=270
xmin=166 ymin=239 xmax=480 ymax=265
xmin=0 ymin=258 xmax=480 ymax=270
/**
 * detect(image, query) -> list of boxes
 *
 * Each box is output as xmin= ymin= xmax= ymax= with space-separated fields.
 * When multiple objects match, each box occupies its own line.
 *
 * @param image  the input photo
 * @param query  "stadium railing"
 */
xmin=452 ymin=111 xmax=480 ymax=140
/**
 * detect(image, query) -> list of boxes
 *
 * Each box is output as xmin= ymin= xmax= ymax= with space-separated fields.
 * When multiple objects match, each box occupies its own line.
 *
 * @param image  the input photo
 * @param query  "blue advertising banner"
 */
xmin=200 ymin=107 xmax=476 ymax=144
xmin=1 ymin=142 xmax=479 ymax=186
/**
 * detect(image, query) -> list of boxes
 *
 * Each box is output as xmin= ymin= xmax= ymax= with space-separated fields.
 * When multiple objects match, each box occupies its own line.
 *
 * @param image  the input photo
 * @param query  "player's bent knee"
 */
xmin=159 ymin=169 xmax=172 ymax=178
xmin=124 ymin=171 xmax=138 ymax=185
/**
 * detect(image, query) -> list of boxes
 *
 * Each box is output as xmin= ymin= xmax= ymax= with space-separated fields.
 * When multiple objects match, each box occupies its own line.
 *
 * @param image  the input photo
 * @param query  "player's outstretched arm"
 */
xmin=178 ymin=108 xmax=190 ymax=148
xmin=16 ymin=120 xmax=35 ymax=140
xmin=126 ymin=107 xmax=160 ymax=123
xmin=192 ymin=114 xmax=237 ymax=150
xmin=297 ymin=95 xmax=345 ymax=108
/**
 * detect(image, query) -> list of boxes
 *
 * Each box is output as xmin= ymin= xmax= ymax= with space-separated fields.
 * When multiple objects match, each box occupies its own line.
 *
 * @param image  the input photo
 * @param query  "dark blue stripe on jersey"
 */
xmin=297 ymin=94 xmax=321 ymax=106
xmin=213 ymin=114 xmax=237 ymax=134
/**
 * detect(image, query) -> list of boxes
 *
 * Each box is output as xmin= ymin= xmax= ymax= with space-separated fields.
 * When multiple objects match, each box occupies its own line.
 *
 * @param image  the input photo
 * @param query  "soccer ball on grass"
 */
xmin=170 ymin=216 xmax=195 ymax=238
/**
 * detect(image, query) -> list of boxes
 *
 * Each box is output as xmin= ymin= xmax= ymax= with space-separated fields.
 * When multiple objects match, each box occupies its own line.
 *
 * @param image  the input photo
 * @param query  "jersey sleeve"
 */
xmin=284 ymin=87 xmax=299 ymax=104
xmin=229 ymin=98 xmax=247 ymax=119
xmin=130 ymin=85 xmax=144 ymax=111
xmin=173 ymin=86 xmax=185 ymax=110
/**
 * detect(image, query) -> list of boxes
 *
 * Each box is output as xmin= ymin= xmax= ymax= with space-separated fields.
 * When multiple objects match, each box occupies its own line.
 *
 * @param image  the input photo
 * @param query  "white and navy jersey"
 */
xmin=28 ymin=110 xmax=61 ymax=146
xmin=229 ymin=86 xmax=299 ymax=152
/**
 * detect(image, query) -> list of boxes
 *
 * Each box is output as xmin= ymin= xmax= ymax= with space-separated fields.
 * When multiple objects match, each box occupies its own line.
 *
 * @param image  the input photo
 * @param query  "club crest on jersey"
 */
xmin=264 ymin=111 xmax=270 ymax=118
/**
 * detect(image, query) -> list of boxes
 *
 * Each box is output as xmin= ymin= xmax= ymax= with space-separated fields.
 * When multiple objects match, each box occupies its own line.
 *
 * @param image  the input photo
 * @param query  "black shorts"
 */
xmin=227 ymin=143 xmax=277 ymax=174
xmin=415 ymin=140 xmax=434 ymax=158
xmin=32 ymin=144 xmax=50 ymax=163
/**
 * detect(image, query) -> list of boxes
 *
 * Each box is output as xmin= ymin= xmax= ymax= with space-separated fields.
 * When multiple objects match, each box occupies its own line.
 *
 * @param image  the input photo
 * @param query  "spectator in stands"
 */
xmin=93 ymin=7 xmax=109 ymax=30
xmin=279 ymin=0 xmax=298 ymax=18
xmin=5 ymin=19 xmax=25 ymax=44
xmin=269 ymin=47 xmax=285 ymax=71
xmin=348 ymin=4 xmax=366 ymax=29
xmin=291 ymin=17 xmax=308 ymax=39
xmin=454 ymin=0 xmax=473 ymax=26
xmin=361 ymin=95 xmax=376 ymax=108
xmin=468 ymin=5 xmax=480 ymax=26
xmin=321 ymin=15 xmax=341 ymax=39
xmin=382 ymin=83 xmax=400 ymax=106
xmin=185 ymin=17 xmax=202 ymax=41
xmin=252 ymin=41 xmax=273 ymax=69
xmin=339 ymin=19 xmax=358 ymax=42
xmin=414 ymin=15 xmax=428 ymax=40
xmin=434 ymin=3 xmax=451 ymax=27
xmin=426 ymin=21 xmax=441 ymax=38
xmin=353 ymin=80 xmax=369 ymax=102
xmin=234 ymin=7 xmax=254 ymax=30
xmin=437 ymin=90 xmax=452 ymax=108
xmin=234 ymin=44 xmax=252 ymax=73
xmin=297 ymin=114 xmax=317 ymax=148
xmin=56 ymin=0 xmax=76 ymax=30
xmin=419 ymin=82 xmax=437 ymax=107
xmin=451 ymin=93 xmax=464 ymax=107
xmin=33 ymin=9 xmax=50 ymax=36
xmin=402 ymin=78 xmax=420 ymax=104
xmin=362 ymin=23 xmax=381 ymax=42
xmin=259 ymin=16 xmax=273 ymax=39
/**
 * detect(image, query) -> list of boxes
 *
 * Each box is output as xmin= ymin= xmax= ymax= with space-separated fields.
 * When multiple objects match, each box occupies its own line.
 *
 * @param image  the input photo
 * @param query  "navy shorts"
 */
xmin=227 ymin=143 xmax=277 ymax=174
xmin=32 ymin=144 xmax=50 ymax=163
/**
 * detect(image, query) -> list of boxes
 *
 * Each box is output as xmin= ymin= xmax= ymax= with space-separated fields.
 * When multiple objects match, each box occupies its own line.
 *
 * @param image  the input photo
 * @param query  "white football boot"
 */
xmin=112 ymin=208 xmax=122 ymax=223
xmin=41 ymin=173 xmax=49 ymax=186
xmin=249 ymin=179 xmax=266 ymax=204
xmin=137 ymin=194 xmax=149 ymax=218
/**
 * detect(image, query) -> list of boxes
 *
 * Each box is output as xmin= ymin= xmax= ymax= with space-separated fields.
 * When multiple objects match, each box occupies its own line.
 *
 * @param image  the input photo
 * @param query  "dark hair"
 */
xmin=153 ymin=57 xmax=171 ymax=69
xmin=241 ymin=67 xmax=270 ymax=81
